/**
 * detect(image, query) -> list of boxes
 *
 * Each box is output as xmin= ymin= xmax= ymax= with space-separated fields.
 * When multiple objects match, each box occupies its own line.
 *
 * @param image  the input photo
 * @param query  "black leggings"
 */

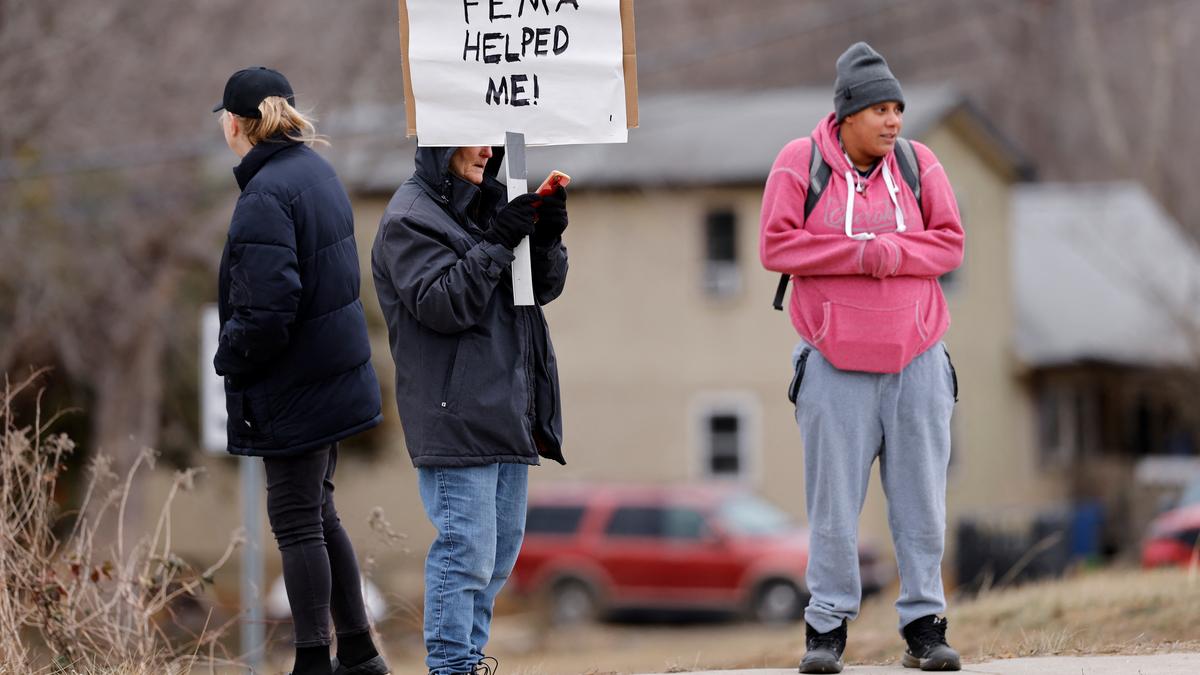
xmin=263 ymin=443 xmax=371 ymax=647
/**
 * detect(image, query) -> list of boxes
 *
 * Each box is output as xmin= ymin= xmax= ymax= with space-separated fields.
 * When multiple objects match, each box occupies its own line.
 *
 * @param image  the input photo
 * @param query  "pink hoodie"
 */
xmin=760 ymin=113 xmax=964 ymax=374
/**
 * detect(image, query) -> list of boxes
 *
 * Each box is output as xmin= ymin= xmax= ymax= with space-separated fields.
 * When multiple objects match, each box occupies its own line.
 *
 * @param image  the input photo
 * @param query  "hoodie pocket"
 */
xmin=812 ymin=300 xmax=928 ymax=373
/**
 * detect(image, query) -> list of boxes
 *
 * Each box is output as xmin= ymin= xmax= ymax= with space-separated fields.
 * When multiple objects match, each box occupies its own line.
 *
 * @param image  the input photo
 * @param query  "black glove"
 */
xmin=533 ymin=186 xmax=568 ymax=247
xmin=481 ymin=193 xmax=538 ymax=249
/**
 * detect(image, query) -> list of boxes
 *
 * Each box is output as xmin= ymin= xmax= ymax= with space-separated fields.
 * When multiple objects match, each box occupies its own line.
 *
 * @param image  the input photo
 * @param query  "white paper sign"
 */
xmin=406 ymin=0 xmax=627 ymax=147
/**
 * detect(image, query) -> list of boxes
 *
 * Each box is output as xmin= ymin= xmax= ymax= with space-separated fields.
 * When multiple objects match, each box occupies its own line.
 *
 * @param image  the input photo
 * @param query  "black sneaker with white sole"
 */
xmin=901 ymin=615 xmax=961 ymax=671
xmin=799 ymin=619 xmax=847 ymax=674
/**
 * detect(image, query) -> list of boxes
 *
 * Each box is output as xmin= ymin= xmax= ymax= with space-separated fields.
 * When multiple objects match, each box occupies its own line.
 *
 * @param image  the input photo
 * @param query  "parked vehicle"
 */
xmin=1142 ymin=479 xmax=1200 ymax=568
xmin=510 ymin=482 xmax=892 ymax=623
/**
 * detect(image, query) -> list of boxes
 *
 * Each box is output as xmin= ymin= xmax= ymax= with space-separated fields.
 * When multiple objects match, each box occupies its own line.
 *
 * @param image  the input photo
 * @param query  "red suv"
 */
xmin=509 ymin=482 xmax=891 ymax=623
xmin=1142 ymin=479 xmax=1200 ymax=568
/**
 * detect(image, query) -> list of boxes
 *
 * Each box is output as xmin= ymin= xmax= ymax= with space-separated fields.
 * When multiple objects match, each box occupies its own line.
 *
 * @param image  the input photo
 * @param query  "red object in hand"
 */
xmin=536 ymin=170 xmax=571 ymax=196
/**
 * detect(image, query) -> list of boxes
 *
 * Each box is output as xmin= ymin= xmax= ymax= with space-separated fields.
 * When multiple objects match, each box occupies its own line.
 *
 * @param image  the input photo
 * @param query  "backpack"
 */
xmin=771 ymin=135 xmax=924 ymax=311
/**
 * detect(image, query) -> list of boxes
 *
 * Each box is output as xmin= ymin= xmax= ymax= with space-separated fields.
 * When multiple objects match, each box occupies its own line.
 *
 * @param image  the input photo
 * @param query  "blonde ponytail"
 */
xmin=239 ymin=96 xmax=329 ymax=147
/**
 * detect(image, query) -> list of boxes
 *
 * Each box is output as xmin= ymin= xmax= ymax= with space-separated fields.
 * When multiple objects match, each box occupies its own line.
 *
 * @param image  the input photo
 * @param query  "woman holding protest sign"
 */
xmin=212 ymin=66 xmax=389 ymax=675
xmin=760 ymin=43 xmax=964 ymax=673
xmin=371 ymin=143 xmax=569 ymax=675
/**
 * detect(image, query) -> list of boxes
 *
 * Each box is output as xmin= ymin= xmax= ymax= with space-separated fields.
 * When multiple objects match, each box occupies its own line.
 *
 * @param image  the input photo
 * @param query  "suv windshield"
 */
xmin=717 ymin=494 xmax=794 ymax=536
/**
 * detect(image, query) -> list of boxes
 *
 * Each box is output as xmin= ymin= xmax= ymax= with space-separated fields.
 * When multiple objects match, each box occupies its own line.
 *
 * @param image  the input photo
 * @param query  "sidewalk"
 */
xmin=634 ymin=652 xmax=1200 ymax=674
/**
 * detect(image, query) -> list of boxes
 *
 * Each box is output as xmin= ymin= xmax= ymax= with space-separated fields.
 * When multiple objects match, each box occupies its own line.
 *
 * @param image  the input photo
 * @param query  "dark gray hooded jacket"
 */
xmin=371 ymin=145 xmax=567 ymax=467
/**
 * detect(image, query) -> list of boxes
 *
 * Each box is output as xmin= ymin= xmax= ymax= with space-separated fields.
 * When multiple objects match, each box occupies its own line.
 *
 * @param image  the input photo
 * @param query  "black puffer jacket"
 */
xmin=215 ymin=139 xmax=382 ymax=457
xmin=371 ymin=146 xmax=567 ymax=468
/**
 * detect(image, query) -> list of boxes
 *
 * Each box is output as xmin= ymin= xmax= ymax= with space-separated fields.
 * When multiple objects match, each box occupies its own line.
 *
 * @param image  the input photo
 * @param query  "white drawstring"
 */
xmin=843 ymin=170 xmax=875 ymax=241
xmin=881 ymin=160 xmax=907 ymax=233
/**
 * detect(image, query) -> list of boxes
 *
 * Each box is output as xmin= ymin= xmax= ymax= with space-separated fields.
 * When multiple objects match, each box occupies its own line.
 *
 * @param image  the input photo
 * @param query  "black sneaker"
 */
xmin=332 ymin=654 xmax=390 ymax=675
xmin=901 ymin=615 xmax=961 ymax=671
xmin=799 ymin=620 xmax=846 ymax=674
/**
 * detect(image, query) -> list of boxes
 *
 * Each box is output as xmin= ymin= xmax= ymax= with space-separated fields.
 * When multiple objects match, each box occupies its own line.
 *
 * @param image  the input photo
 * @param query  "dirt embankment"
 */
xmin=381 ymin=567 xmax=1200 ymax=674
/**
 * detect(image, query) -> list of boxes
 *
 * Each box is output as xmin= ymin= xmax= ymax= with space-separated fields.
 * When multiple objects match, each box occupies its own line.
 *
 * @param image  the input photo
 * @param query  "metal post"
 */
xmin=240 ymin=456 xmax=266 ymax=671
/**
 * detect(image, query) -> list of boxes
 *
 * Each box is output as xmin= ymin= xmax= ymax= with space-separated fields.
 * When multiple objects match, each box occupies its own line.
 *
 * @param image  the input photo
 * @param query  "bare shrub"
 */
xmin=0 ymin=371 xmax=240 ymax=672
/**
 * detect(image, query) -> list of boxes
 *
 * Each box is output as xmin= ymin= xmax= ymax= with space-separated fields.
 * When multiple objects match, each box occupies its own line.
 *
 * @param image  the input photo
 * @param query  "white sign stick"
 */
xmin=505 ymin=131 xmax=535 ymax=305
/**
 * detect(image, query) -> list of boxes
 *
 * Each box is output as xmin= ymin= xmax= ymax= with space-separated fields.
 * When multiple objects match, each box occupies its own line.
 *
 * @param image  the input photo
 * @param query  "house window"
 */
xmin=703 ymin=208 xmax=741 ymax=297
xmin=708 ymin=413 xmax=741 ymax=475
xmin=692 ymin=392 xmax=760 ymax=481
xmin=1038 ymin=381 xmax=1093 ymax=465
xmin=1038 ymin=384 xmax=1074 ymax=465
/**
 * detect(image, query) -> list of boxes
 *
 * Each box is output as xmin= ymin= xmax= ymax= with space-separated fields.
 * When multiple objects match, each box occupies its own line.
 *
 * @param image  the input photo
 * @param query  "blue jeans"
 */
xmin=418 ymin=463 xmax=529 ymax=675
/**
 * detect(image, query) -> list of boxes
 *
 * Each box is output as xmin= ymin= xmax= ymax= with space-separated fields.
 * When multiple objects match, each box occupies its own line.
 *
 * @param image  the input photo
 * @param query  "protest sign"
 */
xmin=399 ymin=0 xmax=637 ymax=303
xmin=400 ymin=0 xmax=638 ymax=146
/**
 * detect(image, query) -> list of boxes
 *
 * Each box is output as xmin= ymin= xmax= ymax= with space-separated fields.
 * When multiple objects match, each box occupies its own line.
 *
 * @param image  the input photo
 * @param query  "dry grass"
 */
xmin=921 ymin=566 xmax=1195 ymax=658
xmin=843 ymin=566 xmax=1200 ymax=666
xmin=1 ymin=372 xmax=242 ymax=673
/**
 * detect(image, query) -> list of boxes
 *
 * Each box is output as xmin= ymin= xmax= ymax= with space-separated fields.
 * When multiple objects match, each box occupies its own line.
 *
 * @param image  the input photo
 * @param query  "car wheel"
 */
xmin=752 ymin=580 xmax=806 ymax=624
xmin=549 ymin=577 xmax=598 ymax=624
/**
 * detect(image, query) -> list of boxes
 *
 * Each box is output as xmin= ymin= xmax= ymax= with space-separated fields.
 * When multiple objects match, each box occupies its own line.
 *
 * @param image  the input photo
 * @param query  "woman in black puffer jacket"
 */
xmin=212 ymin=66 xmax=387 ymax=675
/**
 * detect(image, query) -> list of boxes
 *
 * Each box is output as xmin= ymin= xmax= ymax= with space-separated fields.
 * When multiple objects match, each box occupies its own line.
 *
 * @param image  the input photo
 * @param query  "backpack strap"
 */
xmin=894 ymin=137 xmax=921 ymax=205
xmin=773 ymin=137 xmax=830 ymax=311
xmin=772 ymin=136 xmax=923 ymax=312
xmin=771 ymin=272 xmax=791 ymax=311
xmin=803 ymin=136 xmax=832 ymax=220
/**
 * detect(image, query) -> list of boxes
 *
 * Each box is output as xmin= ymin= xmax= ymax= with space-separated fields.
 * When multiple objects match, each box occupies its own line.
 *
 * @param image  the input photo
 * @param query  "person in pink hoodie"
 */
xmin=760 ymin=42 xmax=964 ymax=673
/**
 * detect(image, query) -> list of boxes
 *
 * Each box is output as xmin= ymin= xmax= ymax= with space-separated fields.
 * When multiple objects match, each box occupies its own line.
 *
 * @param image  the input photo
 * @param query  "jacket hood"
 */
xmin=413 ymin=146 xmax=455 ymax=187
xmin=812 ymin=111 xmax=907 ymax=180
xmin=813 ymin=112 xmax=858 ymax=177
xmin=413 ymin=145 xmax=506 ymax=211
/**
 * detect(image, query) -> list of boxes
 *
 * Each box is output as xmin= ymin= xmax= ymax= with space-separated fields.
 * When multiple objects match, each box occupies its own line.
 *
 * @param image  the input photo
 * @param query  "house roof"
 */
xmin=1013 ymin=182 xmax=1200 ymax=368
xmin=330 ymin=85 xmax=1031 ymax=194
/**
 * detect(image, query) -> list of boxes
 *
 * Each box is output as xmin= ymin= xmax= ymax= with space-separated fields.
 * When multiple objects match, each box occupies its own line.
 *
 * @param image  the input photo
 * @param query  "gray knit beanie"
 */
xmin=834 ymin=42 xmax=905 ymax=121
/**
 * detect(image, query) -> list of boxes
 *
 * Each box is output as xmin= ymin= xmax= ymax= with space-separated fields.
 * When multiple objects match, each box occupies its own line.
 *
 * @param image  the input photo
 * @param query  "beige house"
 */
xmin=157 ymin=87 xmax=1051 ymax=596
xmin=333 ymin=86 xmax=1048 ymax=574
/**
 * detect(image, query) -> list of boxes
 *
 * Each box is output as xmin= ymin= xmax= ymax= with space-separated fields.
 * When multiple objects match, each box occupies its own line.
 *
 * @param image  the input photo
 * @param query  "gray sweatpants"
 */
xmin=791 ymin=341 xmax=956 ymax=634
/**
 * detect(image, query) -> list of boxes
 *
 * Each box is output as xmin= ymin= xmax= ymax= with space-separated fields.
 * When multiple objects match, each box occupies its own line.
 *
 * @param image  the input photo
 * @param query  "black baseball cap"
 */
xmin=212 ymin=66 xmax=295 ymax=118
